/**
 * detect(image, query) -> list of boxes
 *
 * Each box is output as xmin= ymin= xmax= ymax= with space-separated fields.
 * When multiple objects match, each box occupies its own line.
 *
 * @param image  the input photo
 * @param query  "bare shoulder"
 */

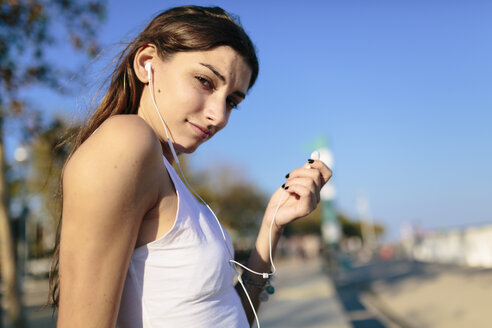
xmin=67 ymin=114 xmax=161 ymax=171
xmin=63 ymin=114 xmax=162 ymax=212
xmin=85 ymin=114 xmax=159 ymax=156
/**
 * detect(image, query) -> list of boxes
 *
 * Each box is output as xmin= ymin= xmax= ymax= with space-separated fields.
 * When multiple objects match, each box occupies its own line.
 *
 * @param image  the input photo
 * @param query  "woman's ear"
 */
xmin=134 ymin=44 xmax=158 ymax=84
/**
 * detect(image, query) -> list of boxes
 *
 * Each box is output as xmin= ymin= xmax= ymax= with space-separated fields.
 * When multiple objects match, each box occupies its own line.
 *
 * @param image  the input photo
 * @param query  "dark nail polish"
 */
xmin=285 ymin=173 xmax=290 ymax=179
xmin=281 ymin=183 xmax=285 ymax=189
xmin=308 ymin=159 xmax=314 ymax=164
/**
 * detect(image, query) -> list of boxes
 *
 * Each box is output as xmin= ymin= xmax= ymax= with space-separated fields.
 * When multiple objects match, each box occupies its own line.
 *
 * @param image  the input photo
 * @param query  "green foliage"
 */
xmin=285 ymin=208 xmax=386 ymax=241
xmin=338 ymin=212 xmax=386 ymax=240
xmin=284 ymin=205 xmax=322 ymax=236
xmin=0 ymin=0 xmax=106 ymax=117
xmin=213 ymin=184 xmax=266 ymax=235
xmin=338 ymin=212 xmax=362 ymax=238
xmin=27 ymin=117 xmax=77 ymax=224
xmin=177 ymin=158 xmax=268 ymax=239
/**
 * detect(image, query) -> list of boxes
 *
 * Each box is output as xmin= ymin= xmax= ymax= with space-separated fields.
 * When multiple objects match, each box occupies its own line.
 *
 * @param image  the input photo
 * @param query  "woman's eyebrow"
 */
xmin=200 ymin=63 xmax=225 ymax=82
xmin=234 ymin=91 xmax=245 ymax=99
xmin=200 ymin=62 xmax=246 ymax=99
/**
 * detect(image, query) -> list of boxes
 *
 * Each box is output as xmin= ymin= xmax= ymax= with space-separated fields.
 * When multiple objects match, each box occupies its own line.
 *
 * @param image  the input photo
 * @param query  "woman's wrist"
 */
xmin=262 ymin=200 xmax=288 ymax=233
xmin=261 ymin=213 xmax=284 ymax=236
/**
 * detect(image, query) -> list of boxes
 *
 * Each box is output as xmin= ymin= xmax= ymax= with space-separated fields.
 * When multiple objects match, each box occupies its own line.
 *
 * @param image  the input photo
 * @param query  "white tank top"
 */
xmin=117 ymin=156 xmax=249 ymax=327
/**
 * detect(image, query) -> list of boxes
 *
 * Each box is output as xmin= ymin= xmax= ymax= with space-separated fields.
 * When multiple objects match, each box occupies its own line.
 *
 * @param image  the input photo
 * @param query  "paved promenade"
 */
xmin=256 ymin=257 xmax=351 ymax=328
xmin=1 ymin=277 xmax=56 ymax=328
xmin=361 ymin=260 xmax=492 ymax=328
xmin=334 ymin=258 xmax=492 ymax=328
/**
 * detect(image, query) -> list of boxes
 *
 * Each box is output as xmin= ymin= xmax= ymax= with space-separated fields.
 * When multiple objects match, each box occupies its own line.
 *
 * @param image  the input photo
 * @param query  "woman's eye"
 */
xmin=227 ymin=97 xmax=239 ymax=110
xmin=195 ymin=76 xmax=214 ymax=90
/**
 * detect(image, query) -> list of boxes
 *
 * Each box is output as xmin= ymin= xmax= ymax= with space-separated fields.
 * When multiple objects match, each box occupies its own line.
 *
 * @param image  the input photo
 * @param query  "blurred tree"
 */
xmin=284 ymin=205 xmax=322 ymax=236
xmin=178 ymin=160 xmax=267 ymax=241
xmin=24 ymin=117 xmax=77 ymax=258
xmin=27 ymin=118 xmax=75 ymax=225
xmin=0 ymin=1 xmax=106 ymax=326
xmin=338 ymin=212 xmax=385 ymax=241
xmin=285 ymin=209 xmax=386 ymax=242
xmin=339 ymin=212 xmax=362 ymax=238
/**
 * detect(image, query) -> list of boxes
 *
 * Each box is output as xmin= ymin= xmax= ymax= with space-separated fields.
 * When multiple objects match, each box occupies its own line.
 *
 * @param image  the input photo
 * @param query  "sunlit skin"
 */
xmin=57 ymin=45 xmax=332 ymax=327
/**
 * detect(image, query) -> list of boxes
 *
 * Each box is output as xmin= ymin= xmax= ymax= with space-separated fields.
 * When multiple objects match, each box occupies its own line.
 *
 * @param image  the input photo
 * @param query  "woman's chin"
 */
xmin=173 ymin=141 xmax=202 ymax=155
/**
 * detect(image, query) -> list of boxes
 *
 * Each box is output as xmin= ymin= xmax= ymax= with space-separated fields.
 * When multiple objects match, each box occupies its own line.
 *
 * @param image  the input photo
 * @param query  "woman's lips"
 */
xmin=188 ymin=121 xmax=211 ymax=140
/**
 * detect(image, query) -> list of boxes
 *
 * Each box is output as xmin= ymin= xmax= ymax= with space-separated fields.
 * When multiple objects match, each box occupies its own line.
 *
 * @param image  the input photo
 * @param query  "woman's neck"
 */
xmin=161 ymin=142 xmax=175 ymax=164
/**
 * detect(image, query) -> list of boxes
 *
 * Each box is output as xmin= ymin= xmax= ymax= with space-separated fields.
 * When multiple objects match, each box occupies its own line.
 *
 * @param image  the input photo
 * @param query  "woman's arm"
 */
xmin=236 ymin=159 xmax=332 ymax=325
xmin=57 ymin=116 xmax=163 ymax=328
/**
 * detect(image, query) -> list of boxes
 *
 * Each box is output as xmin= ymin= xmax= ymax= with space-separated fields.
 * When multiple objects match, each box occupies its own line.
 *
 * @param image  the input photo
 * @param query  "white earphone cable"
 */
xmin=147 ymin=64 xmax=287 ymax=328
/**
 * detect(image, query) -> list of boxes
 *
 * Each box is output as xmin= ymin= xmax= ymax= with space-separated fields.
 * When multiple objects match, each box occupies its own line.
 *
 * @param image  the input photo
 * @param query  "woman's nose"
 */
xmin=205 ymin=97 xmax=229 ymax=128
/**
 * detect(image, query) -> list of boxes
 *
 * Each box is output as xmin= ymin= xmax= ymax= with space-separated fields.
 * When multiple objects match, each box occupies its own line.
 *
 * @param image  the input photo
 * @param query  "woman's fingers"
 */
xmin=281 ymin=183 xmax=317 ymax=219
xmin=306 ymin=159 xmax=332 ymax=185
xmin=283 ymin=177 xmax=319 ymax=204
xmin=272 ymin=158 xmax=332 ymax=226
xmin=286 ymin=167 xmax=322 ymax=191
xmin=288 ymin=159 xmax=332 ymax=185
xmin=285 ymin=159 xmax=332 ymax=192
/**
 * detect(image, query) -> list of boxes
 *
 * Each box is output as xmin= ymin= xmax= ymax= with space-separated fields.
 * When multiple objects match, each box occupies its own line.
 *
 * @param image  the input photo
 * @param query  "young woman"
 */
xmin=49 ymin=5 xmax=331 ymax=328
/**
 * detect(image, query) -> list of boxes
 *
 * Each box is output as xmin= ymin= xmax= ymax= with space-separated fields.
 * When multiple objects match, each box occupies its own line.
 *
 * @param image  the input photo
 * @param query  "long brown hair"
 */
xmin=47 ymin=5 xmax=259 ymax=308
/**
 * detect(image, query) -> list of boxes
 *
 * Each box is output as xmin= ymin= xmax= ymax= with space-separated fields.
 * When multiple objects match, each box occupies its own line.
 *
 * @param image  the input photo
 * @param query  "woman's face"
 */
xmin=138 ymin=46 xmax=252 ymax=156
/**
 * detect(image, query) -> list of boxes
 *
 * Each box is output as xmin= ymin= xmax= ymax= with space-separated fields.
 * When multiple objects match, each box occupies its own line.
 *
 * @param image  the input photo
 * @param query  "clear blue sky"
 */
xmin=20 ymin=0 xmax=492 ymax=241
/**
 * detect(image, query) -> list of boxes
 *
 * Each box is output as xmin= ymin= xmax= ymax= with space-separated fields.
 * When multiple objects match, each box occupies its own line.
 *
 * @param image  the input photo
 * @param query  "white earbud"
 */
xmin=145 ymin=62 xmax=152 ymax=83
xmin=306 ymin=151 xmax=320 ymax=169
xmin=310 ymin=150 xmax=320 ymax=160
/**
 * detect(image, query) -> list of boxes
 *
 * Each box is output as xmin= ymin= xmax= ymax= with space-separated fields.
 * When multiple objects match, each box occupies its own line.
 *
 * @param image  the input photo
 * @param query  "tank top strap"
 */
xmin=160 ymin=154 xmax=234 ymax=256
xmin=161 ymin=155 xmax=183 ymax=191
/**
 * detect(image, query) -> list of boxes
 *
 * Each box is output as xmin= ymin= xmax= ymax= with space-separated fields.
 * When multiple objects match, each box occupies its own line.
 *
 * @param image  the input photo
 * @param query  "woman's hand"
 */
xmin=241 ymin=158 xmax=331 ymax=323
xmin=263 ymin=159 xmax=332 ymax=230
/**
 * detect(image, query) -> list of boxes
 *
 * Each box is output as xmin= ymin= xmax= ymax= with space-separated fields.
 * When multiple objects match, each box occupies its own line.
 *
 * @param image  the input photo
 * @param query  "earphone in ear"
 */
xmin=145 ymin=62 xmax=152 ymax=83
